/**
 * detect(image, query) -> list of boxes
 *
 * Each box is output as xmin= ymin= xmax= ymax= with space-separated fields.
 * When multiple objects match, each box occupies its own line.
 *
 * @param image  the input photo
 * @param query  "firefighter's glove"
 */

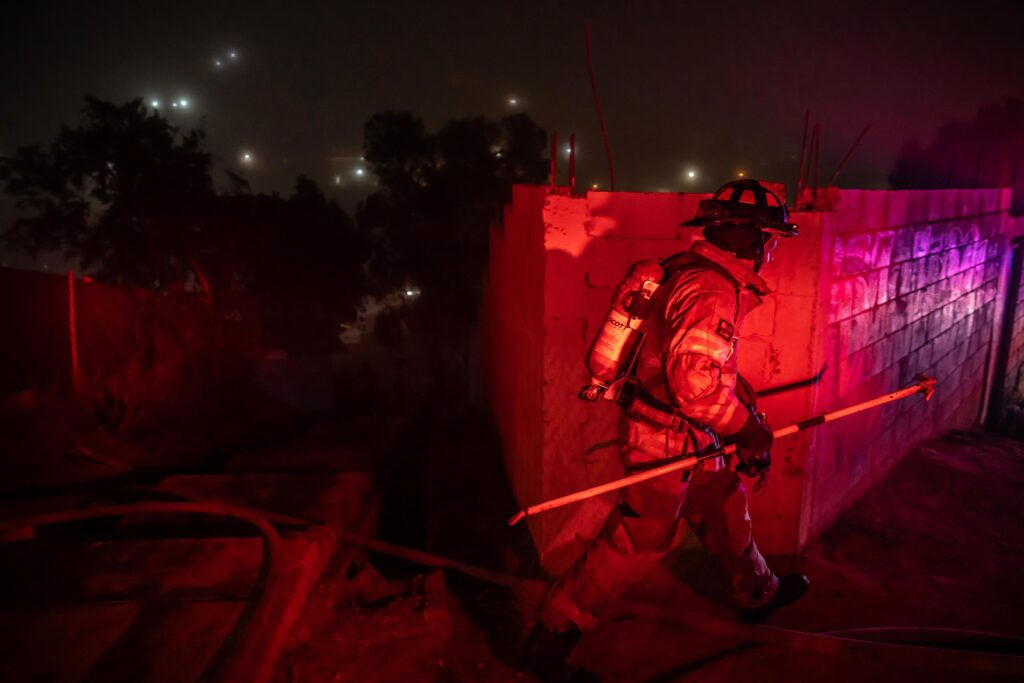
xmin=733 ymin=409 xmax=773 ymax=479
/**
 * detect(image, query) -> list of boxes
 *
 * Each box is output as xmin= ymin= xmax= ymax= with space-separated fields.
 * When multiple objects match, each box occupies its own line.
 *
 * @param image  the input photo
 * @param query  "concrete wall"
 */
xmin=482 ymin=185 xmax=548 ymax=537
xmin=803 ymin=189 xmax=1011 ymax=543
xmin=0 ymin=266 xmax=261 ymax=402
xmin=483 ymin=185 xmax=1015 ymax=573
xmin=990 ymin=217 xmax=1024 ymax=429
xmin=1003 ymin=242 xmax=1024 ymax=409
xmin=0 ymin=268 xmax=174 ymax=392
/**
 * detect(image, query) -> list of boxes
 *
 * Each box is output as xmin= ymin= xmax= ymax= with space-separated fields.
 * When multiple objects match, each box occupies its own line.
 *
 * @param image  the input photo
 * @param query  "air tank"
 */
xmin=579 ymin=260 xmax=665 ymax=401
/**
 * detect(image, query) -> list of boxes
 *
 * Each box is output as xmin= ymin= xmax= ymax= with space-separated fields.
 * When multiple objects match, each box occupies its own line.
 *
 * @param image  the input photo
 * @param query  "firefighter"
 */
xmin=524 ymin=180 xmax=809 ymax=682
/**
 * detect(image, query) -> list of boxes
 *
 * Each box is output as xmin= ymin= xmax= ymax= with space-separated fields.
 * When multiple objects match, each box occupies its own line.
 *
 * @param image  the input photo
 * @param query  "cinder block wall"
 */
xmin=995 ymin=217 xmax=1024 ymax=424
xmin=0 ymin=267 xmax=261 ymax=393
xmin=1008 ymin=282 xmax=1024 ymax=377
xmin=483 ymin=186 xmax=548 ymax=522
xmin=483 ymin=187 xmax=826 ymax=570
xmin=802 ymin=189 xmax=1012 ymax=542
xmin=1004 ymin=252 xmax=1024 ymax=405
xmin=483 ymin=185 xmax=1014 ymax=572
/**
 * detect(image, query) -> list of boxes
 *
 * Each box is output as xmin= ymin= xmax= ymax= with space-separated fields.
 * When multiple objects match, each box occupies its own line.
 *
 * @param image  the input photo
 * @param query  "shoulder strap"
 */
xmin=660 ymin=252 xmax=742 ymax=321
xmin=660 ymin=252 xmax=743 ymax=291
xmin=621 ymin=253 xmax=744 ymax=433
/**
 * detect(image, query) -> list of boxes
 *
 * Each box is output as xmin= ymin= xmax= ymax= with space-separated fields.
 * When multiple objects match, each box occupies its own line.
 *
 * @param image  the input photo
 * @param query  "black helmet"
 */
xmin=681 ymin=179 xmax=799 ymax=237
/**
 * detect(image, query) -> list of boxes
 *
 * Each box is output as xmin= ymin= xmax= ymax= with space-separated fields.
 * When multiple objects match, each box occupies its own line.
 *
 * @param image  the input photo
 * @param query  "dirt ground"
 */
xmin=779 ymin=430 xmax=1024 ymax=636
xmin=275 ymin=429 xmax=1024 ymax=682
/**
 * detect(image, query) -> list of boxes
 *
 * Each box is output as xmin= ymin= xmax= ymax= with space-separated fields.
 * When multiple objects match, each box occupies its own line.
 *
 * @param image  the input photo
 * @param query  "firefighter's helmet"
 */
xmin=681 ymin=179 xmax=799 ymax=237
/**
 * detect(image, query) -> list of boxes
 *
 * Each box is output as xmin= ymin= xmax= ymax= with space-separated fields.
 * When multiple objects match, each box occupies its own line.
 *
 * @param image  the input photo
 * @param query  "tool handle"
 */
xmin=507 ymin=446 xmax=736 ymax=526
xmin=507 ymin=375 xmax=935 ymax=526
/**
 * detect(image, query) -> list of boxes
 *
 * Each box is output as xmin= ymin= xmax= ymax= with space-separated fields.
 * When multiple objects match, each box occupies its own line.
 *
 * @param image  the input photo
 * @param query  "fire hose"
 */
xmin=509 ymin=374 xmax=937 ymax=526
xmin=0 ymin=502 xmax=287 ymax=683
xmin=7 ymin=413 xmax=1024 ymax=679
xmin=319 ymin=527 xmax=1024 ymax=677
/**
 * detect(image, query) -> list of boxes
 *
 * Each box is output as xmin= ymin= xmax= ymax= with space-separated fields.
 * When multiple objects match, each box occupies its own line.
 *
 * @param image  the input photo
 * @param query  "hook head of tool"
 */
xmin=914 ymin=373 xmax=937 ymax=401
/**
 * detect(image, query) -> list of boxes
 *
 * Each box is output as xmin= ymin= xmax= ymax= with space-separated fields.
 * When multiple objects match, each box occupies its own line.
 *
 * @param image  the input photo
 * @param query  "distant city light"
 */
xmin=214 ymin=59 xmax=223 ymax=68
xmin=564 ymin=146 xmax=572 ymax=156
xmin=592 ymin=183 xmax=599 ymax=189
xmin=176 ymin=98 xmax=190 ymax=109
xmin=687 ymin=170 xmax=696 ymax=179
xmin=228 ymin=50 xmax=239 ymax=60
xmin=150 ymin=99 xmax=160 ymax=108
xmin=334 ymin=176 xmax=341 ymax=185
xmin=355 ymin=168 xmax=365 ymax=177
xmin=508 ymin=96 xmax=518 ymax=106
xmin=239 ymin=150 xmax=254 ymax=165
xmin=738 ymin=171 xmax=746 ymax=177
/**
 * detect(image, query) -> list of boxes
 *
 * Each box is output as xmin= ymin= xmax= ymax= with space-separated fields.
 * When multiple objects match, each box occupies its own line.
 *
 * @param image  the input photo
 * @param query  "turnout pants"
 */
xmin=539 ymin=452 xmax=777 ymax=631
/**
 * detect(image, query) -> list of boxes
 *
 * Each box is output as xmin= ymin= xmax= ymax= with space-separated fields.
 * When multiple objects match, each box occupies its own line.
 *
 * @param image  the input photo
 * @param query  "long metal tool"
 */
xmin=508 ymin=374 xmax=936 ymax=526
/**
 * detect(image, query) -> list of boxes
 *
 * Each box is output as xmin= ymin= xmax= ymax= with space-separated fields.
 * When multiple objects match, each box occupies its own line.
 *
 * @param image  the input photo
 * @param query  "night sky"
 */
xmin=2 ymin=0 xmax=1022 ymax=245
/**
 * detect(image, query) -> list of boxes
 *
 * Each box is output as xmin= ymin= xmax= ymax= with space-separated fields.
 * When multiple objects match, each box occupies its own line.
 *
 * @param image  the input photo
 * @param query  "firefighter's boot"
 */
xmin=522 ymin=622 xmax=598 ymax=682
xmin=738 ymin=572 xmax=809 ymax=624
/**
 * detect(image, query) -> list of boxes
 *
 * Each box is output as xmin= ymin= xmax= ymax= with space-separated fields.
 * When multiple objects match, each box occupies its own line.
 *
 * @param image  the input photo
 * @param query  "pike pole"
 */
xmin=508 ymin=374 xmax=936 ymax=526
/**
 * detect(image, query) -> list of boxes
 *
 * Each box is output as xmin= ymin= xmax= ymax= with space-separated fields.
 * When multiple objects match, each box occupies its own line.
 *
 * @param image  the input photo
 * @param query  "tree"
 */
xmin=356 ymin=110 xmax=548 ymax=392
xmin=214 ymin=175 xmax=371 ymax=346
xmin=1 ymin=97 xmax=371 ymax=340
xmin=357 ymin=110 xmax=548 ymax=323
xmin=0 ymin=97 xmax=217 ymax=288
xmin=362 ymin=111 xmax=435 ymax=195
xmin=889 ymin=98 xmax=1024 ymax=213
